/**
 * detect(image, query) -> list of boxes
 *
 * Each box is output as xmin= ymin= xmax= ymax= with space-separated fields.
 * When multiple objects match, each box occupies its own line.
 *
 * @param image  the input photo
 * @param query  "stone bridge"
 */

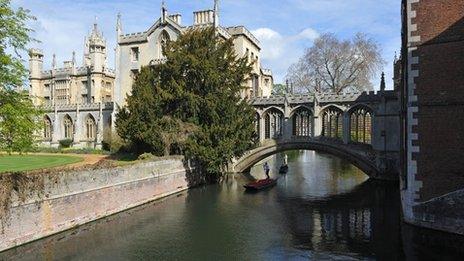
xmin=230 ymin=90 xmax=400 ymax=180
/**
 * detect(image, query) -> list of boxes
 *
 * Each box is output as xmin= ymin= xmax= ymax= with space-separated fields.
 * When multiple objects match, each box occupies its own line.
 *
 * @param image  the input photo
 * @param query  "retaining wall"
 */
xmin=0 ymin=158 xmax=197 ymax=252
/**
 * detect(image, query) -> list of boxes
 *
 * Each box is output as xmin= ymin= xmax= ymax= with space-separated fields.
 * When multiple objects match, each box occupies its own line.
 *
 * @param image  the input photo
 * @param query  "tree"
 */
xmin=287 ymin=33 xmax=384 ymax=94
xmin=116 ymin=28 xmax=256 ymax=181
xmin=0 ymin=0 xmax=36 ymax=89
xmin=0 ymin=1 xmax=41 ymax=154
xmin=0 ymin=89 xmax=42 ymax=154
xmin=272 ymin=83 xmax=287 ymax=95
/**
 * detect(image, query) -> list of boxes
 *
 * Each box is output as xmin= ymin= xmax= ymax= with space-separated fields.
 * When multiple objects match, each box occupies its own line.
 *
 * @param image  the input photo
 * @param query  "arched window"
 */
xmin=63 ymin=115 xmax=73 ymax=140
xmin=264 ymin=108 xmax=283 ymax=139
xmin=85 ymin=114 xmax=97 ymax=141
xmin=292 ymin=107 xmax=312 ymax=137
xmin=322 ymin=107 xmax=343 ymax=139
xmin=159 ymin=30 xmax=170 ymax=57
xmin=44 ymin=116 xmax=52 ymax=140
xmin=350 ymin=107 xmax=373 ymax=144
xmin=254 ymin=113 xmax=260 ymax=135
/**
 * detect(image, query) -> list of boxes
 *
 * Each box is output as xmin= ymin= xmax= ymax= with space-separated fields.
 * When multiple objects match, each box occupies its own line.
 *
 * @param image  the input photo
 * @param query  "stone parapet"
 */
xmin=0 ymin=158 xmax=199 ymax=252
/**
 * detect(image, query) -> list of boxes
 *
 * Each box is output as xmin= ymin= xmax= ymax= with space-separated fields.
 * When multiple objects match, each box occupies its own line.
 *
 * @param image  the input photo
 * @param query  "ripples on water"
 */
xmin=2 ymin=150 xmax=464 ymax=260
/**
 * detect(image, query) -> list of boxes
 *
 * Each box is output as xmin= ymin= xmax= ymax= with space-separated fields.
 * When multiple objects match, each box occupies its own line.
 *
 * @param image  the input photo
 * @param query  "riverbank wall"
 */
xmin=0 ymin=158 xmax=199 ymax=252
xmin=402 ymin=188 xmax=464 ymax=235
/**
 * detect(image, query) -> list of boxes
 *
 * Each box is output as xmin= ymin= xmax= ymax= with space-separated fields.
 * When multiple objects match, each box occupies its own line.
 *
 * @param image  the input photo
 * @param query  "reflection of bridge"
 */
xmin=230 ymin=90 xmax=400 ymax=180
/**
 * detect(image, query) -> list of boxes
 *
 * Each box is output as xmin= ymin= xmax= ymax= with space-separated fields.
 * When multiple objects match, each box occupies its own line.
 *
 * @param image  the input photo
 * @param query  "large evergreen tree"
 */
xmin=117 ymin=28 xmax=256 ymax=180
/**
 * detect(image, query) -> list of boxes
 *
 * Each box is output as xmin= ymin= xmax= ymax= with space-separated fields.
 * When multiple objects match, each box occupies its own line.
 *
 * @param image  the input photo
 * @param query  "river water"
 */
xmin=2 ymin=150 xmax=464 ymax=260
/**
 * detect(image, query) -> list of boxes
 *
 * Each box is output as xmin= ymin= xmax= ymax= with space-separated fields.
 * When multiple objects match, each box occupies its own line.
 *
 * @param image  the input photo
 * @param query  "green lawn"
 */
xmin=0 ymin=154 xmax=83 ymax=173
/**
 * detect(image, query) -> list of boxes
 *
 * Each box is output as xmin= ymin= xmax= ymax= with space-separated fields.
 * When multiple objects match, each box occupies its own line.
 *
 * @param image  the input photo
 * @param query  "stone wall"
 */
xmin=0 ymin=158 xmax=198 ymax=252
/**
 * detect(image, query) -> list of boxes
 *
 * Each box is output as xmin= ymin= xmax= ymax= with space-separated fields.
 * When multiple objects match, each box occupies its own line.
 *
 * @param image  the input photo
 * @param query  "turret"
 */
xmin=85 ymin=19 xmax=107 ymax=72
xmin=28 ymin=48 xmax=43 ymax=79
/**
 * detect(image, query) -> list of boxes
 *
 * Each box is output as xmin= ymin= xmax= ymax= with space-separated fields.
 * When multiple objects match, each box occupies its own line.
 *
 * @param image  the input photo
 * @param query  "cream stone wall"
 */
xmin=115 ymin=1 xmax=274 ymax=107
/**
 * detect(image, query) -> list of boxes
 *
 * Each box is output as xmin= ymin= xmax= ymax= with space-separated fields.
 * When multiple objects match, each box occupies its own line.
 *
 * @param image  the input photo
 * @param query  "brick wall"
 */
xmin=412 ymin=0 xmax=464 ymax=201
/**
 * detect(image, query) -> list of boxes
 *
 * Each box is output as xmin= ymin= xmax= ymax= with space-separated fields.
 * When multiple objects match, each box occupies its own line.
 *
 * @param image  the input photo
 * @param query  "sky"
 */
xmin=14 ymin=0 xmax=401 ymax=89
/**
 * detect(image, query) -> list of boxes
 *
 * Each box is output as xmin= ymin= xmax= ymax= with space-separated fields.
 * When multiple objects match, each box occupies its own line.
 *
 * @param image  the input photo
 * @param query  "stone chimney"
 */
xmin=169 ymin=14 xmax=182 ymax=25
xmin=193 ymin=10 xmax=214 ymax=25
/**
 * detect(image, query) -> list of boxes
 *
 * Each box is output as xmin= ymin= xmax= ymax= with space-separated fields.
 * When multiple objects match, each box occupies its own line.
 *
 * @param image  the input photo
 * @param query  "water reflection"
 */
xmin=1 ymin=151 xmax=464 ymax=260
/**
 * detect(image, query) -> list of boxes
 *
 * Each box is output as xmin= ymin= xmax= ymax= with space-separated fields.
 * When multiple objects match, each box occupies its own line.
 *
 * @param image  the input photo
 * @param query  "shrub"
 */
xmin=103 ymin=129 xmax=126 ymax=153
xmin=59 ymin=139 xmax=73 ymax=148
xmin=138 ymin=152 xmax=155 ymax=161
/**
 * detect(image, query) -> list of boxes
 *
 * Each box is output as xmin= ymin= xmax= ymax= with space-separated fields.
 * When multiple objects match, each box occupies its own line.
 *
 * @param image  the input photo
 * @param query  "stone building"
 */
xmin=29 ymin=0 xmax=273 ymax=149
xmin=400 ymin=0 xmax=464 ymax=235
xmin=114 ymin=0 xmax=273 ymax=107
xmin=29 ymin=22 xmax=115 ymax=149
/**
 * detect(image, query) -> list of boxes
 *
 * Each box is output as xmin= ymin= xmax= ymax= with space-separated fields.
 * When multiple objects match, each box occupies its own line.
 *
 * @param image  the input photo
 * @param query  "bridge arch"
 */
xmin=231 ymin=140 xmax=382 ymax=179
xmin=318 ymin=104 xmax=346 ymax=115
xmin=289 ymin=105 xmax=314 ymax=118
xmin=261 ymin=106 xmax=285 ymax=117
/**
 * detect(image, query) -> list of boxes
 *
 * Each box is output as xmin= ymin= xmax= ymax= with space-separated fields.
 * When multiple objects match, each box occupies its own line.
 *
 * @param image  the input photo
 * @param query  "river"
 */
xmin=2 ymin=150 xmax=464 ymax=260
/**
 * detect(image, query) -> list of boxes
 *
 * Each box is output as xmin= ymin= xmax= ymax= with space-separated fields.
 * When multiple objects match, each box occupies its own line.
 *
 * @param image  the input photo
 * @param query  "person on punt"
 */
xmin=263 ymin=162 xmax=270 ymax=179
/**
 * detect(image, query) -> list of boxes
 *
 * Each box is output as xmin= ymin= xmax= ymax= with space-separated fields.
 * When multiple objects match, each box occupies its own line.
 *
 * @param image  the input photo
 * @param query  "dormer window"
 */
xmin=131 ymin=47 xmax=140 ymax=61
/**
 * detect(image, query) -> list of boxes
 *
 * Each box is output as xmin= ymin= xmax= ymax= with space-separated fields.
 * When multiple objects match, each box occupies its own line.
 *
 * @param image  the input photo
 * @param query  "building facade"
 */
xmin=29 ymin=23 xmax=115 ymax=149
xmin=114 ymin=0 xmax=273 ymax=107
xmin=29 ymin=0 xmax=274 ymax=149
xmin=400 ymin=0 xmax=464 ymax=235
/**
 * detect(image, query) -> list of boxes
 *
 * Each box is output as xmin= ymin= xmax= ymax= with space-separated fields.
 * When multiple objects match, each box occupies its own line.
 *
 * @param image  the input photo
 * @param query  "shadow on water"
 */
xmin=2 ymin=150 xmax=464 ymax=260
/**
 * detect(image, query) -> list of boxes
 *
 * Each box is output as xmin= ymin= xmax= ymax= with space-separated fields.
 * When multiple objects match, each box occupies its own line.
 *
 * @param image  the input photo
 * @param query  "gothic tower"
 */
xmin=85 ymin=20 xmax=107 ymax=73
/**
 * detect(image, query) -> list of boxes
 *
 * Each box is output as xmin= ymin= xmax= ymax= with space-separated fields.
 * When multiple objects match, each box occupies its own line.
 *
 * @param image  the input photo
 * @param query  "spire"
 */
xmin=161 ymin=0 xmax=167 ymax=23
xmin=116 ymin=12 xmax=122 ymax=32
xmin=72 ymin=51 xmax=76 ymax=65
xmin=214 ymin=0 xmax=219 ymax=27
xmin=380 ymin=72 xmax=386 ymax=91
xmin=91 ymin=16 xmax=102 ymax=38
xmin=52 ymin=54 xmax=56 ymax=69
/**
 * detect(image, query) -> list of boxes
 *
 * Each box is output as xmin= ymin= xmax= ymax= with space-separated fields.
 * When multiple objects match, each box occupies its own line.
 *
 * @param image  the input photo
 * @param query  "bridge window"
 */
xmin=322 ymin=107 xmax=343 ymax=139
xmin=264 ymin=108 xmax=283 ymax=139
xmin=292 ymin=107 xmax=312 ymax=137
xmin=44 ymin=116 xmax=52 ymax=140
xmin=350 ymin=107 xmax=372 ymax=144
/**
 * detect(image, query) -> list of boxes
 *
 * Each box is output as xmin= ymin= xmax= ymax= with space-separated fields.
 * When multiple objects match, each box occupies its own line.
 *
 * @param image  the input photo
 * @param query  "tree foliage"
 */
xmin=272 ymin=83 xmax=287 ymax=95
xmin=0 ymin=1 xmax=41 ymax=153
xmin=0 ymin=89 xmax=42 ymax=153
xmin=0 ymin=0 xmax=36 ymax=89
xmin=287 ymin=33 xmax=384 ymax=94
xmin=116 ymin=28 xmax=256 ymax=180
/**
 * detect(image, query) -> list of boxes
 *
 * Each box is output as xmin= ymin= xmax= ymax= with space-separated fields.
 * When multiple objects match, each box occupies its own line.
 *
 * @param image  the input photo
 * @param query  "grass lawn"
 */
xmin=0 ymin=154 xmax=83 ymax=173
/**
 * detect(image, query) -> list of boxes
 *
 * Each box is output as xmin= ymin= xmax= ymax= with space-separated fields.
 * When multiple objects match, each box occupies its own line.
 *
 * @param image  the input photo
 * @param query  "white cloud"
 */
xmin=252 ymin=27 xmax=319 ymax=83
xmin=252 ymin=28 xmax=284 ymax=60
xmin=298 ymin=28 xmax=319 ymax=41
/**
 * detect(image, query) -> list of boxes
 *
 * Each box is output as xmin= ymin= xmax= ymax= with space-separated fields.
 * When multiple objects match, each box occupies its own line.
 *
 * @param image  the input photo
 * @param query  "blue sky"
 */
xmin=15 ymin=0 xmax=400 ymax=89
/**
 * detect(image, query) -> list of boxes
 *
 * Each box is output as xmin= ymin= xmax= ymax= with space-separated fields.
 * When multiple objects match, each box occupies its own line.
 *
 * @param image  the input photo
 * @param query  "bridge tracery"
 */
xmin=292 ymin=107 xmax=313 ymax=137
xmin=349 ymin=106 xmax=373 ymax=144
xmin=264 ymin=108 xmax=284 ymax=139
xmin=321 ymin=106 xmax=343 ymax=139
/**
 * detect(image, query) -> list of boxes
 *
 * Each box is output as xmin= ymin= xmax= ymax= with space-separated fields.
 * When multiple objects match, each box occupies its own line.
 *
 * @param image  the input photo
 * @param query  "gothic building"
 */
xmin=114 ymin=0 xmax=273 ymax=107
xmin=29 ymin=0 xmax=274 ymax=149
xmin=29 ymin=22 xmax=115 ymax=149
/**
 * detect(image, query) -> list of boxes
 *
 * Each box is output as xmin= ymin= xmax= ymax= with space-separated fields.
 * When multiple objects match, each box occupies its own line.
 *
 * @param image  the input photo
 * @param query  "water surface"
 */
xmin=2 ymin=150 xmax=464 ymax=260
